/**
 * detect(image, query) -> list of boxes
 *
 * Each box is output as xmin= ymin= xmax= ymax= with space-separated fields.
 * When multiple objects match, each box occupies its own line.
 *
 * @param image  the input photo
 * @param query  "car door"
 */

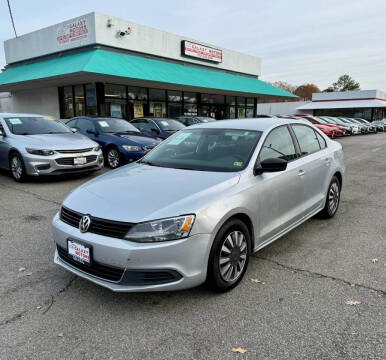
xmin=255 ymin=125 xmax=306 ymax=243
xmin=291 ymin=124 xmax=330 ymax=214
xmin=0 ymin=120 xmax=10 ymax=169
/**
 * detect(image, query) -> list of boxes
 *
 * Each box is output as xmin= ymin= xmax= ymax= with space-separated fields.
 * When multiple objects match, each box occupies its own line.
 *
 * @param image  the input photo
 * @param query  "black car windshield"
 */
xmin=140 ymin=128 xmax=262 ymax=172
xmin=97 ymin=118 xmax=140 ymax=133
xmin=155 ymin=119 xmax=185 ymax=131
xmin=4 ymin=117 xmax=71 ymax=135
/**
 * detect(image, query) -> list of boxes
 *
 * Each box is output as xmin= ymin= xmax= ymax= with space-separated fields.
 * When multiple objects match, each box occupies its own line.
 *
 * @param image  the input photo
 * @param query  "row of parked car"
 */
xmin=0 ymin=112 xmax=383 ymax=182
xmin=279 ymin=114 xmax=386 ymax=137
xmin=0 ymin=113 xmax=215 ymax=181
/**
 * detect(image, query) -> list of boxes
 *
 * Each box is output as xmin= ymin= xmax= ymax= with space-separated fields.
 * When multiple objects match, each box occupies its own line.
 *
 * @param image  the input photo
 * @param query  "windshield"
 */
xmin=97 ymin=118 xmax=140 ymax=133
xmin=155 ymin=119 xmax=186 ymax=131
xmin=197 ymin=117 xmax=216 ymax=123
xmin=4 ymin=117 xmax=71 ymax=135
xmin=140 ymin=128 xmax=262 ymax=172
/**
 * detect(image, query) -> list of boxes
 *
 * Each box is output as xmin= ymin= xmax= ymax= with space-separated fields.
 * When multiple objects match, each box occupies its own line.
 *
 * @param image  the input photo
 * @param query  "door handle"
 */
xmin=324 ymin=158 xmax=331 ymax=166
xmin=298 ymin=169 xmax=306 ymax=177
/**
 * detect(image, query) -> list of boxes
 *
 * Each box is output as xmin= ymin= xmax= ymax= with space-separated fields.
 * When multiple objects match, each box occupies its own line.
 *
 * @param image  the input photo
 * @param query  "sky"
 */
xmin=0 ymin=0 xmax=385 ymax=90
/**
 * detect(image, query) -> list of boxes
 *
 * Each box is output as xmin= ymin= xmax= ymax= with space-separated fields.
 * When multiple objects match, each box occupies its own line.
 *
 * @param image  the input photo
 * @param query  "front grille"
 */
xmin=56 ymin=155 xmax=97 ymax=166
xmin=56 ymin=148 xmax=94 ymax=154
xmin=57 ymin=246 xmax=124 ymax=282
xmin=60 ymin=206 xmax=134 ymax=239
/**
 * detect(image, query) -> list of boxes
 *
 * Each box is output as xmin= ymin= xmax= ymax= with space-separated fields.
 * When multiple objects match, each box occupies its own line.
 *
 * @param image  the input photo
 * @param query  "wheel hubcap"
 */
xmin=219 ymin=230 xmax=247 ymax=283
xmin=107 ymin=149 xmax=119 ymax=168
xmin=11 ymin=157 xmax=22 ymax=179
xmin=328 ymin=182 xmax=340 ymax=214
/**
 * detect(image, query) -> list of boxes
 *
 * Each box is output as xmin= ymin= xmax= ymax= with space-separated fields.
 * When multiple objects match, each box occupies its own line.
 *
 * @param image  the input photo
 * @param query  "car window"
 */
xmin=141 ymin=128 xmax=262 ymax=172
xmin=4 ymin=117 xmax=71 ymax=135
xmin=156 ymin=119 xmax=185 ymax=131
xmin=66 ymin=119 xmax=78 ymax=128
xmin=96 ymin=118 xmax=139 ymax=133
xmin=315 ymin=131 xmax=327 ymax=149
xmin=133 ymin=119 xmax=156 ymax=132
xmin=292 ymin=125 xmax=322 ymax=155
xmin=77 ymin=119 xmax=95 ymax=133
xmin=259 ymin=126 xmax=297 ymax=163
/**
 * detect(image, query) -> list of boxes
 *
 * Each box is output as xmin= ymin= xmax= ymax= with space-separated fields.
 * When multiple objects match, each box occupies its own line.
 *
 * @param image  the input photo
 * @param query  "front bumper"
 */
xmin=52 ymin=214 xmax=212 ymax=292
xmin=23 ymin=150 xmax=104 ymax=176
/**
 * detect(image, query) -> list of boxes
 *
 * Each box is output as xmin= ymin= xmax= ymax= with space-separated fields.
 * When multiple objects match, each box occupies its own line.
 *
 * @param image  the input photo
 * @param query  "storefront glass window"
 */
xmin=237 ymin=106 xmax=246 ymax=118
xmin=184 ymin=92 xmax=197 ymax=103
xmin=74 ymin=85 xmax=85 ymax=116
xmin=184 ymin=103 xmax=198 ymax=116
xmin=229 ymin=106 xmax=236 ymax=119
xmin=226 ymin=96 xmax=236 ymax=105
xmin=128 ymin=86 xmax=147 ymax=101
xmin=168 ymin=90 xmax=182 ymax=103
xmin=202 ymin=94 xmax=225 ymax=104
xmin=150 ymin=101 xmax=166 ymax=117
xmin=63 ymin=86 xmax=74 ymax=118
xmin=149 ymin=89 xmax=166 ymax=101
xmin=246 ymin=107 xmax=254 ymax=118
xmin=168 ymin=103 xmax=182 ymax=118
xmin=85 ymin=84 xmax=97 ymax=116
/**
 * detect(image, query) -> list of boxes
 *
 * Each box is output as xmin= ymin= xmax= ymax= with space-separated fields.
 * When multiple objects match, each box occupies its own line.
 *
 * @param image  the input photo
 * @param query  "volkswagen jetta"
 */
xmin=52 ymin=118 xmax=345 ymax=292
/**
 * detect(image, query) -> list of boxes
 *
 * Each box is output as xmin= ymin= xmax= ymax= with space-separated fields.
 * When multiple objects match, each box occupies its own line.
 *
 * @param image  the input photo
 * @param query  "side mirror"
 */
xmin=254 ymin=158 xmax=287 ymax=176
xmin=151 ymin=128 xmax=160 ymax=134
xmin=86 ymin=128 xmax=98 ymax=136
xmin=71 ymin=128 xmax=78 ymax=133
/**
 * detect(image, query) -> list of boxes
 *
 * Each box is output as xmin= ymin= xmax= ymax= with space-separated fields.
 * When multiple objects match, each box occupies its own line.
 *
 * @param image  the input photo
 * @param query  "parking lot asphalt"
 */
xmin=0 ymin=133 xmax=385 ymax=360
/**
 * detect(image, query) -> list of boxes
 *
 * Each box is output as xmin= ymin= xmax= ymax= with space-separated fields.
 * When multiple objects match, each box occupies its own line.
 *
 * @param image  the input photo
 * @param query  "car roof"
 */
xmin=188 ymin=117 xmax=310 ymax=132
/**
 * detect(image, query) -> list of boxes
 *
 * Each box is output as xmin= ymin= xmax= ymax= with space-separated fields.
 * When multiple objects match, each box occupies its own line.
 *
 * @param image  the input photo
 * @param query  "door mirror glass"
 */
xmin=86 ymin=128 xmax=97 ymax=135
xmin=151 ymin=128 xmax=160 ymax=134
xmin=254 ymin=158 xmax=287 ymax=176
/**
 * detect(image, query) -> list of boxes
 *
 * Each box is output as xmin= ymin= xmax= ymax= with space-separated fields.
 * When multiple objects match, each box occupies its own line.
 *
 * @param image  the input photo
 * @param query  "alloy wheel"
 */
xmin=11 ymin=156 xmax=23 ymax=180
xmin=107 ymin=149 xmax=120 ymax=168
xmin=219 ymin=230 xmax=248 ymax=283
xmin=328 ymin=182 xmax=340 ymax=215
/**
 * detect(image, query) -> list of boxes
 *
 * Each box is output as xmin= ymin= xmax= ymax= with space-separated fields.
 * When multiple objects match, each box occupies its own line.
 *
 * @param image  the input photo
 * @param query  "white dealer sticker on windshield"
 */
xmin=168 ymin=132 xmax=191 ymax=145
xmin=9 ymin=118 xmax=22 ymax=125
xmin=98 ymin=121 xmax=109 ymax=127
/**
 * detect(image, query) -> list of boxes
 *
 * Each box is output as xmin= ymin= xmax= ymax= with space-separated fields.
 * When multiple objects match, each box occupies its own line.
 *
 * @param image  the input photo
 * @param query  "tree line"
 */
xmin=268 ymin=74 xmax=360 ymax=102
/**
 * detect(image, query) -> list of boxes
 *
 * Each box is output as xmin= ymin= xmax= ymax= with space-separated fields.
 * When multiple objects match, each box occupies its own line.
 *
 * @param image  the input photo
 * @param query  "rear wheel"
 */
xmin=206 ymin=219 xmax=250 ymax=292
xmin=106 ymin=147 xmax=122 ymax=169
xmin=319 ymin=176 xmax=341 ymax=218
xmin=9 ymin=153 xmax=27 ymax=182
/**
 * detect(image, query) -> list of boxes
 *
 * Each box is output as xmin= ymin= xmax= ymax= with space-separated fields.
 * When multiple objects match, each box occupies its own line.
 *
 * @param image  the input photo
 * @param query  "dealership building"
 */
xmin=0 ymin=12 xmax=295 ymax=120
xmin=257 ymin=89 xmax=386 ymax=121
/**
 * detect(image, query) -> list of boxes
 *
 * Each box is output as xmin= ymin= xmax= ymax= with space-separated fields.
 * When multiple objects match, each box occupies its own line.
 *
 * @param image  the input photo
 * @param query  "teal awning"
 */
xmin=0 ymin=49 xmax=296 ymax=98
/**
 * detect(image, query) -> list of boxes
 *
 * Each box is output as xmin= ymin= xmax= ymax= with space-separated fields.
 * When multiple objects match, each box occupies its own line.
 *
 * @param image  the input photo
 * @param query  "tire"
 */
xmin=105 ymin=147 xmax=122 ymax=169
xmin=206 ymin=219 xmax=251 ymax=292
xmin=319 ymin=176 xmax=341 ymax=218
xmin=9 ymin=152 xmax=27 ymax=182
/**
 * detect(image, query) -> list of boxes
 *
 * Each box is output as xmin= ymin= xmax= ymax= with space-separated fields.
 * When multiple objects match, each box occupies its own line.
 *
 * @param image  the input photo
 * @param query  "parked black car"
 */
xmin=130 ymin=117 xmax=186 ymax=139
xmin=176 ymin=116 xmax=216 ymax=126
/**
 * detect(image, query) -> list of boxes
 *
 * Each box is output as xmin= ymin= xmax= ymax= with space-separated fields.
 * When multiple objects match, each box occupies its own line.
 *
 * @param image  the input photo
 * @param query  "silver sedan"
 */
xmin=0 ymin=113 xmax=104 ymax=182
xmin=52 ymin=118 xmax=345 ymax=292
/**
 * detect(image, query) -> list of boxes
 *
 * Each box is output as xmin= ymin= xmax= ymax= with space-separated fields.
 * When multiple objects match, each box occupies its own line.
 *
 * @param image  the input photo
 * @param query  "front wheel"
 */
xmin=106 ymin=147 xmax=122 ymax=169
xmin=206 ymin=219 xmax=251 ymax=292
xmin=319 ymin=176 xmax=341 ymax=218
xmin=9 ymin=153 xmax=27 ymax=182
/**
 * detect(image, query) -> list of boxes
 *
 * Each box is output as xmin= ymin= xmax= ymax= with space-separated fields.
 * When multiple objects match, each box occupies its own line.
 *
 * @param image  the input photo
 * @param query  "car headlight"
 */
xmin=26 ymin=148 xmax=55 ymax=156
xmin=122 ymin=145 xmax=143 ymax=152
xmin=93 ymin=145 xmax=101 ymax=151
xmin=124 ymin=215 xmax=195 ymax=242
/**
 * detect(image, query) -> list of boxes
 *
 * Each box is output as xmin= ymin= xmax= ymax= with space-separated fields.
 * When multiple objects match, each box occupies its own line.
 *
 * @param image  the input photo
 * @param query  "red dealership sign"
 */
xmin=181 ymin=40 xmax=222 ymax=63
xmin=57 ymin=18 xmax=89 ymax=45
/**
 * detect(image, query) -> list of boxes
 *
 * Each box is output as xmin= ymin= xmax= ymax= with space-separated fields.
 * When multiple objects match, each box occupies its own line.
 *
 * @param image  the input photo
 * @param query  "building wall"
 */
xmin=312 ymin=89 xmax=386 ymax=101
xmin=0 ymin=88 xmax=60 ymax=118
xmin=256 ymin=101 xmax=310 ymax=116
xmin=4 ymin=12 xmax=261 ymax=77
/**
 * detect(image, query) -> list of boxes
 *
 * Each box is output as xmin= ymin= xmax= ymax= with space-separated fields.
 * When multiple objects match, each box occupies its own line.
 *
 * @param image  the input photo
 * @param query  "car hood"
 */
xmin=15 ymin=133 xmax=97 ymax=150
xmin=110 ymin=132 xmax=160 ymax=146
xmin=63 ymin=163 xmax=240 ymax=223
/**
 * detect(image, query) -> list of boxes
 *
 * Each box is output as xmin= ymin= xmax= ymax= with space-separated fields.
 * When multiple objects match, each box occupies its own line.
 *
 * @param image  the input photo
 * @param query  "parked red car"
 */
xmin=294 ymin=115 xmax=343 ymax=137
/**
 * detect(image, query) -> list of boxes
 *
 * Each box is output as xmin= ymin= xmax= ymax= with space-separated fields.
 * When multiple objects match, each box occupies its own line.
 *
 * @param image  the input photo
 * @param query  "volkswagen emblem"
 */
xmin=79 ymin=215 xmax=91 ymax=233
